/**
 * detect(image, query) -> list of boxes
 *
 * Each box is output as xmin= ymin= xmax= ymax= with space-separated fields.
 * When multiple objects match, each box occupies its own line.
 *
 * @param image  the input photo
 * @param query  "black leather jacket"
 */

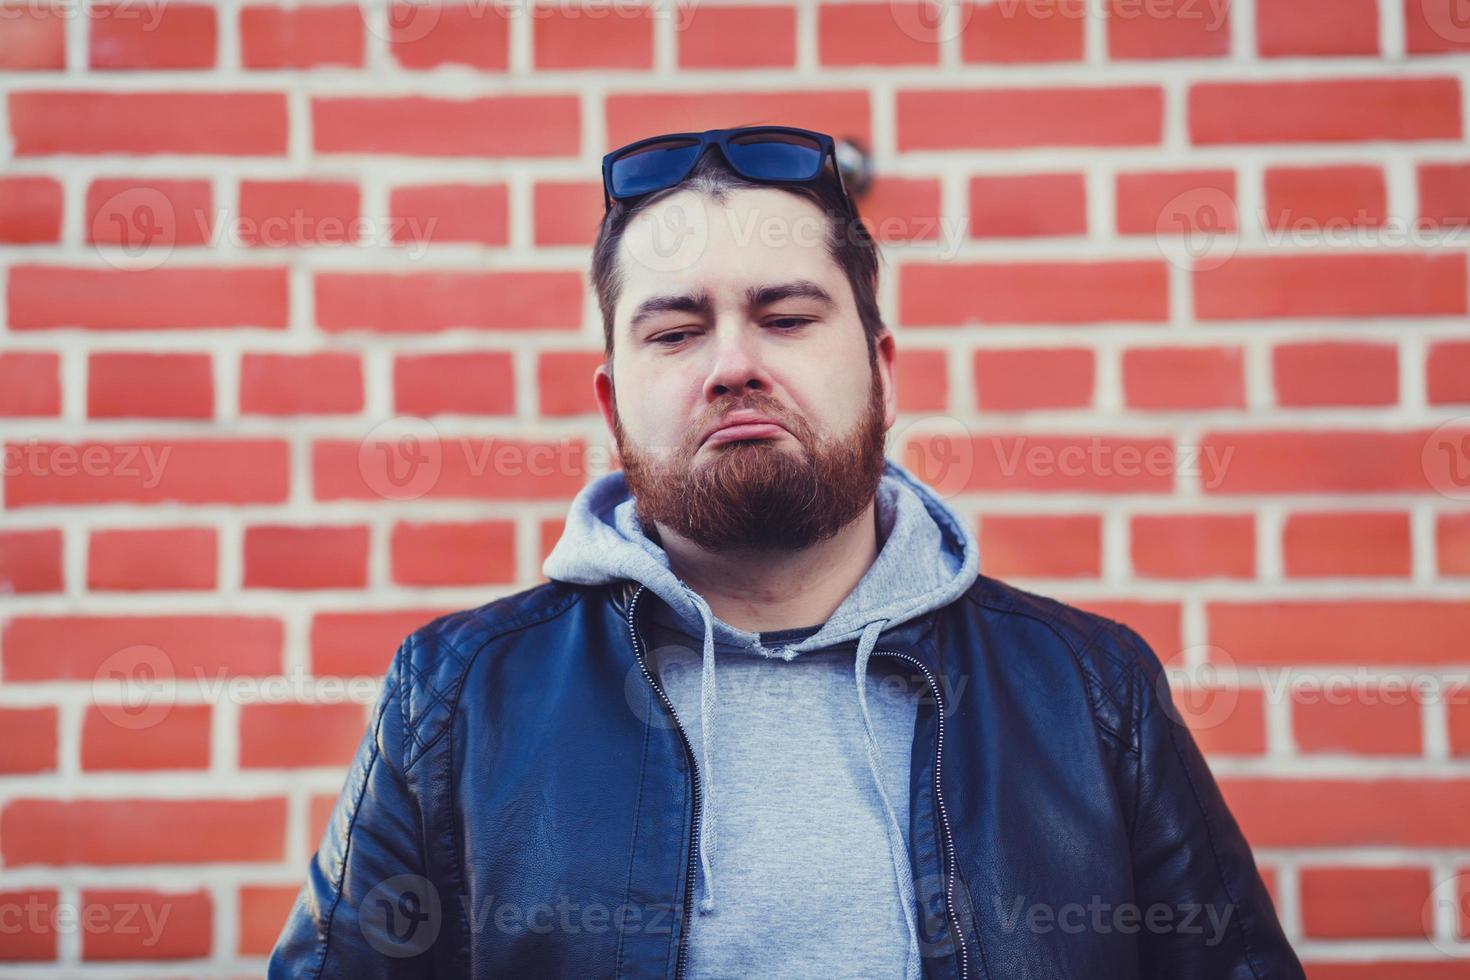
xmin=268 ymin=574 xmax=1305 ymax=979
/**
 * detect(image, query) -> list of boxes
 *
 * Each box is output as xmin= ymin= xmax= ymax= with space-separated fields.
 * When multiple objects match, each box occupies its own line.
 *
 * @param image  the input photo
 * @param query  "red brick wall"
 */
xmin=2 ymin=0 xmax=1469 ymax=973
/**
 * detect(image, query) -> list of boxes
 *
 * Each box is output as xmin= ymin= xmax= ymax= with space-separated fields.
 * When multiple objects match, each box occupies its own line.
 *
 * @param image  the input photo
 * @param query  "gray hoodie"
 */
xmin=543 ymin=456 xmax=979 ymax=977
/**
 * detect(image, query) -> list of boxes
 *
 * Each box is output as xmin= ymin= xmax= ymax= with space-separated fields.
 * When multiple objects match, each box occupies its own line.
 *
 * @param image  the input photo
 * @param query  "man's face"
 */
xmin=593 ymin=186 xmax=897 ymax=552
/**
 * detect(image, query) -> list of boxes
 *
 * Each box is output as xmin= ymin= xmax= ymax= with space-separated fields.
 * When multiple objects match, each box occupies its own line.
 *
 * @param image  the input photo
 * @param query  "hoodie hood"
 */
xmin=543 ymin=456 xmax=978 ymax=976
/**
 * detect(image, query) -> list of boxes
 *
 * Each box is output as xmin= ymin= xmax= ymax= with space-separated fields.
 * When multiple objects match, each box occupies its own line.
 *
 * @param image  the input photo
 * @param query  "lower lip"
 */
xmin=704 ymin=422 xmax=787 ymax=446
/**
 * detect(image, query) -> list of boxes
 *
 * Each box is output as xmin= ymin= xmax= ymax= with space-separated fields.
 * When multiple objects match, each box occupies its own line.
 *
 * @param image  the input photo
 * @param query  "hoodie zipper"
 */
xmin=624 ymin=585 xmax=968 ymax=980
xmin=873 ymin=649 xmax=969 ymax=980
xmin=624 ymin=584 xmax=702 ymax=980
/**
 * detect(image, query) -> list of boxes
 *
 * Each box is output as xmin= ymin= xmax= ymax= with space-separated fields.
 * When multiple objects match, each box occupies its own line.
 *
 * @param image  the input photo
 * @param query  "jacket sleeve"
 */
xmin=1116 ymin=623 xmax=1306 ymax=980
xmin=268 ymin=639 xmax=440 ymax=978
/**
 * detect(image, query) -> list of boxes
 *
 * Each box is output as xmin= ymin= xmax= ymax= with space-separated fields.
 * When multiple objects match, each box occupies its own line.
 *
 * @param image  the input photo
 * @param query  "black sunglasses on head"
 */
xmin=601 ymin=125 xmax=857 ymax=219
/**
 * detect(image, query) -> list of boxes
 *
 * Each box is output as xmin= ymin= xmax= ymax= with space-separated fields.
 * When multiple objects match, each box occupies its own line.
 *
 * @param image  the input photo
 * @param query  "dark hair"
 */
xmin=590 ymin=142 xmax=888 ymax=364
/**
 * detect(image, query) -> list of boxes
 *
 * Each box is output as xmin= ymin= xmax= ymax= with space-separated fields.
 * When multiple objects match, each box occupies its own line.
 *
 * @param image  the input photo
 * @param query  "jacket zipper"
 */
xmin=624 ymin=584 xmax=701 ymax=980
xmin=624 ymin=585 xmax=968 ymax=980
xmin=873 ymin=649 xmax=969 ymax=980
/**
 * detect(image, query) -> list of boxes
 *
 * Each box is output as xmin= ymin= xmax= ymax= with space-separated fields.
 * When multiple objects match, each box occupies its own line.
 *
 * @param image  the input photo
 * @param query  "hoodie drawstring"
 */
xmin=855 ymin=619 xmax=923 ymax=980
xmin=692 ymin=593 xmax=719 ymax=914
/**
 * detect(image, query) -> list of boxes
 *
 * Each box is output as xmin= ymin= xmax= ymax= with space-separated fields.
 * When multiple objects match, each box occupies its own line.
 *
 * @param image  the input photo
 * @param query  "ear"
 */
xmin=875 ymin=330 xmax=897 ymax=431
xmin=594 ymin=360 xmax=617 ymax=439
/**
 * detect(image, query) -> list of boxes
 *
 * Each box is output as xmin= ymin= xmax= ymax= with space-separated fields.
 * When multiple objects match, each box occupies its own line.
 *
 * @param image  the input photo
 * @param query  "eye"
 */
xmin=650 ymin=329 xmax=694 ymax=346
xmin=767 ymin=317 xmax=814 ymax=330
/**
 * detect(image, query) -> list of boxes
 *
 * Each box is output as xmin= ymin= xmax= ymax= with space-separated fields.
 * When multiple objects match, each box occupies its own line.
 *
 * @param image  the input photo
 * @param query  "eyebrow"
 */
xmin=627 ymin=279 xmax=837 ymax=333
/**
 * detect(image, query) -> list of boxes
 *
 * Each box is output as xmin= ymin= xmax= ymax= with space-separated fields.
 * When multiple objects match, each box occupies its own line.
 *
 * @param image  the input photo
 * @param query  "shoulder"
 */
xmin=386 ymin=580 xmax=597 ymax=769
xmin=953 ymin=574 xmax=1167 ymax=755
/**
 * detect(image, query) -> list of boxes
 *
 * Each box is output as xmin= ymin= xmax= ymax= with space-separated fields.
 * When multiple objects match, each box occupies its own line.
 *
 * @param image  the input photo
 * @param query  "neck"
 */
xmin=654 ymin=501 xmax=881 ymax=633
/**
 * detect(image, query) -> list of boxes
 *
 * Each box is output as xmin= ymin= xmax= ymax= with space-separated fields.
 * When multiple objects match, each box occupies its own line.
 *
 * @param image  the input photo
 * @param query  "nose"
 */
xmin=702 ymin=327 xmax=772 ymax=403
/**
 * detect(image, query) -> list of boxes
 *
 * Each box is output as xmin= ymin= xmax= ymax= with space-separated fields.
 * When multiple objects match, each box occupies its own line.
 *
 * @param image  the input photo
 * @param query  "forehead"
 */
xmin=612 ymin=186 xmax=847 ymax=329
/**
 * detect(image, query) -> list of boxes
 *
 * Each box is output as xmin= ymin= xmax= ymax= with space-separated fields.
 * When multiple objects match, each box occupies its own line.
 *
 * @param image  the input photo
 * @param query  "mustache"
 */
xmin=685 ymin=392 xmax=809 ymax=453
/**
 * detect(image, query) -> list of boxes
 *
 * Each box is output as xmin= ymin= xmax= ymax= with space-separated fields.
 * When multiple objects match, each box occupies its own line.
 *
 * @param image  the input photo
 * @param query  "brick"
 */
xmin=1257 ymin=0 xmax=1377 ymax=55
xmin=533 ymin=1 xmax=652 ymax=68
xmin=0 ymin=351 xmax=60 ymax=416
xmin=1453 ymin=700 xmax=1470 ymax=756
xmin=1427 ymin=340 xmax=1470 ymax=403
xmin=0 ymin=708 xmax=58 ymax=774
xmin=1115 ymin=168 xmax=1236 ymax=235
xmin=2 ymin=615 xmax=282 ymax=681
xmin=394 ymin=351 xmax=515 ymax=416
xmin=896 ymin=348 xmax=949 ymax=412
xmin=238 ymin=179 xmax=360 ymax=247
xmin=1198 ymin=430 xmax=1437 ymax=494
xmin=88 ymin=527 xmax=217 ymax=591
xmin=859 ymin=177 xmax=945 ymax=244
xmin=977 ymin=514 xmax=1101 ymax=578
xmin=86 ymin=178 xmax=213 ymax=247
xmin=1189 ymin=77 xmax=1462 ymax=144
xmin=238 ymin=885 xmax=298 ymax=955
xmin=1131 ymin=514 xmax=1254 ymax=579
xmin=1106 ymin=0 xmax=1230 ymax=59
xmin=87 ymin=353 xmax=213 ymax=419
xmin=0 ymin=889 xmax=59 ymax=960
xmin=8 ymin=91 xmax=287 ymax=155
xmin=389 ymin=520 xmax=517 ymax=586
xmin=1274 ymin=341 xmax=1398 ymax=407
xmin=1419 ymin=162 xmax=1470 ymax=229
xmin=0 ymin=528 xmax=63 ymax=593
xmin=973 ymin=348 xmax=1094 ymax=410
xmin=90 ymin=3 xmax=216 ymax=69
xmin=315 ymin=270 xmax=583 ymax=332
xmin=537 ymin=351 xmax=603 ymax=416
xmin=313 ymin=437 xmax=590 ymax=501
xmin=1 ymin=799 xmax=285 ymax=865
xmin=903 ymin=261 xmax=1168 ymax=324
xmin=604 ymin=91 xmax=871 ymax=149
xmin=1292 ymin=687 xmax=1423 ymax=756
xmin=899 ymin=86 xmax=1162 ymax=149
xmin=1178 ymin=686 xmax=1266 ymax=756
xmin=4 ymin=439 xmax=290 ymax=506
xmin=240 ymin=702 xmax=366 ymax=768
xmin=244 ymin=524 xmax=369 ymax=590
xmin=310 ymin=609 xmax=454 ymax=676
xmin=902 ymin=433 xmax=1175 ymax=493
xmin=313 ymin=96 xmax=578 ymax=156
xmin=8 ymin=266 xmax=289 ymax=330
xmin=1221 ymin=778 xmax=1470 ymax=846
xmin=1305 ymin=962 xmax=1468 ymax=980
xmin=240 ymin=4 xmax=363 ymax=68
xmin=1283 ymin=511 xmax=1412 ymax=578
xmin=81 ymin=889 xmax=212 ymax=960
xmin=540 ymin=518 xmax=565 ymax=568
xmin=392 ymin=3 xmax=510 ymax=69
xmin=309 ymin=793 xmax=336 ymax=844
xmin=1194 ymin=254 xmax=1467 ymax=320
xmin=961 ymin=0 xmax=1085 ymax=63
xmin=240 ymin=352 xmax=363 ymax=416
xmin=1208 ymin=601 xmax=1470 ymax=665
xmin=1299 ymin=869 xmax=1431 ymax=938
xmin=532 ymin=180 xmax=601 ymax=246
xmin=1406 ymin=0 xmax=1470 ymax=53
xmin=819 ymin=2 xmax=941 ymax=66
xmin=1122 ymin=346 xmax=1244 ymax=410
xmin=1439 ymin=512 xmax=1470 ymax=575
xmin=0 ymin=4 xmax=64 ymax=68
xmin=968 ymin=173 xmax=1086 ymax=237
xmin=0 ymin=176 xmax=63 ymax=242
xmin=81 ymin=704 xmax=211 ymax=771
xmin=390 ymin=183 xmax=509 ymax=246
xmin=1264 ymin=165 xmax=1386 ymax=229
xmin=677 ymin=5 xmax=796 ymax=68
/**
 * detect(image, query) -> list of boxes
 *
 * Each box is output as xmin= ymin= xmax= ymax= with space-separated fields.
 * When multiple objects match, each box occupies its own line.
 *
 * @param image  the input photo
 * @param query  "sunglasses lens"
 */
xmin=725 ymin=131 xmax=824 ymax=181
xmin=609 ymin=137 xmax=702 ymax=198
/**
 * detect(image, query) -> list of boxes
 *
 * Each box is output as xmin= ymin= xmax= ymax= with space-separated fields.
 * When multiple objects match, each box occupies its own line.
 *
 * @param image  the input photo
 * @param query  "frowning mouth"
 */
xmin=700 ymin=411 xmax=789 ymax=448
